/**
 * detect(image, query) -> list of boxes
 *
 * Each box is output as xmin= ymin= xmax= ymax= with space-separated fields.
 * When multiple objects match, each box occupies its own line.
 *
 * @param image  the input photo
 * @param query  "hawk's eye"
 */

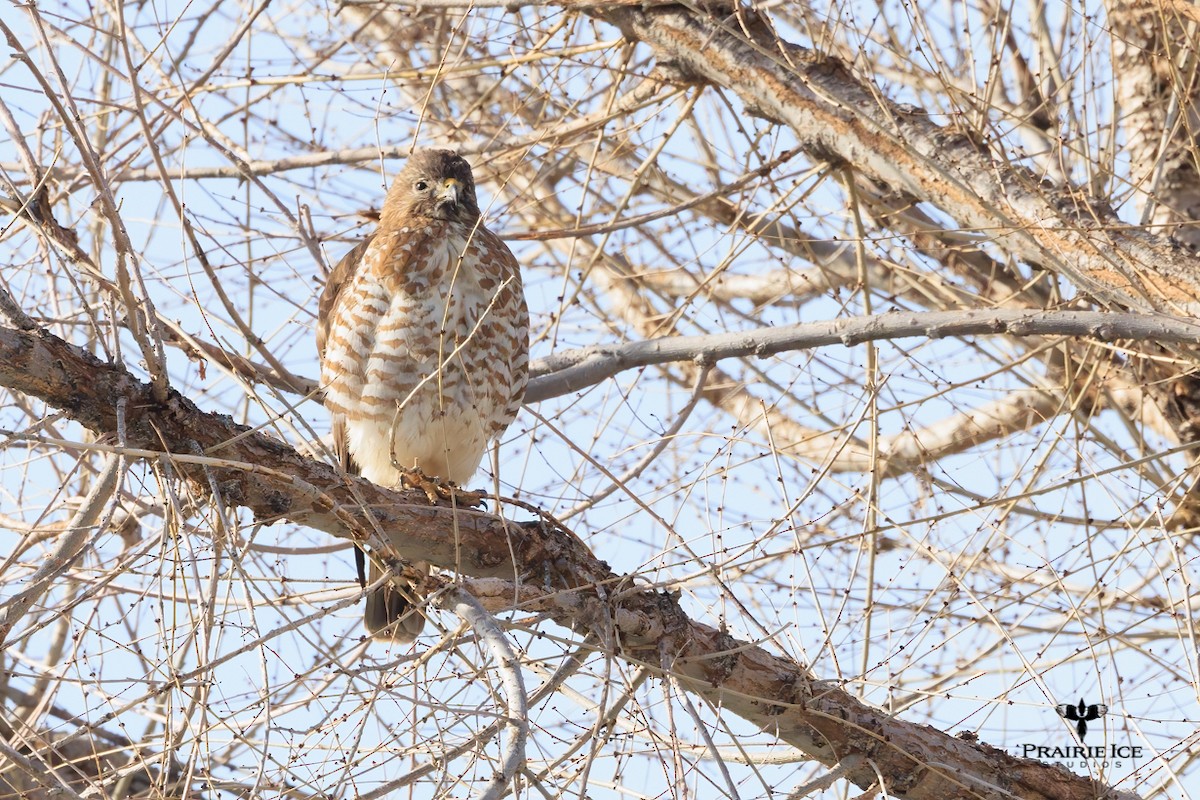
xmin=414 ymin=180 xmax=429 ymax=192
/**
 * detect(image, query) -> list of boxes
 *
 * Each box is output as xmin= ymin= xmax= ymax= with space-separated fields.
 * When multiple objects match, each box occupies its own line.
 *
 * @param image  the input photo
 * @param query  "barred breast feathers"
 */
xmin=319 ymin=217 xmax=528 ymax=487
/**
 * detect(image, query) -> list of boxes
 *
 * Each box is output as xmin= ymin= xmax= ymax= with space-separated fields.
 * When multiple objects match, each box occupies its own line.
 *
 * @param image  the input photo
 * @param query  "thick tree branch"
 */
xmin=0 ymin=323 xmax=1138 ymax=799
xmin=596 ymin=4 xmax=1200 ymax=314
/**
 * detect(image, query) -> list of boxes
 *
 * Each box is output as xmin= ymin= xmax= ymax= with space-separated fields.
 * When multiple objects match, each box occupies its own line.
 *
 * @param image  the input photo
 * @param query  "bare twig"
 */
xmin=0 ymin=447 xmax=123 ymax=645
xmin=598 ymin=5 xmax=1200 ymax=313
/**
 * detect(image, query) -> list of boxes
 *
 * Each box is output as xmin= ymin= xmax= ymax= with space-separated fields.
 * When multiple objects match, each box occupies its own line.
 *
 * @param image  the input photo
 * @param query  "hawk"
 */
xmin=317 ymin=149 xmax=529 ymax=640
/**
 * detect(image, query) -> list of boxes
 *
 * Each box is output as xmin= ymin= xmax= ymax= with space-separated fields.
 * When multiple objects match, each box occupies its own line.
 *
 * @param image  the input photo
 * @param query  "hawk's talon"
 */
xmin=396 ymin=466 xmax=443 ymax=504
xmin=398 ymin=467 xmax=485 ymax=507
xmin=448 ymin=484 xmax=487 ymax=508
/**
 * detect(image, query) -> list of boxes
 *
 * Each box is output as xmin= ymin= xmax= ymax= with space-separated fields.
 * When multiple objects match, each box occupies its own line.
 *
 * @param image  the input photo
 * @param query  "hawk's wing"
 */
xmin=318 ymin=236 xmax=375 ymax=589
xmin=317 ymin=236 xmax=374 ymax=475
xmin=316 ymin=235 xmax=373 ymax=359
xmin=474 ymin=226 xmax=530 ymax=439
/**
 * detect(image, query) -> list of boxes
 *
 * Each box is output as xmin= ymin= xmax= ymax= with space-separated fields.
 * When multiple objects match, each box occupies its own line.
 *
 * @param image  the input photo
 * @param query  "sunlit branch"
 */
xmin=525 ymin=308 xmax=1200 ymax=403
xmin=597 ymin=5 xmax=1200 ymax=314
xmin=0 ymin=320 xmax=1132 ymax=800
xmin=444 ymin=588 xmax=528 ymax=800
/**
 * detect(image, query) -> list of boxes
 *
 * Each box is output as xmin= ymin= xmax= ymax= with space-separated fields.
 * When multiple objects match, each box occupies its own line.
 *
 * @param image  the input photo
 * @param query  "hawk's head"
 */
xmin=384 ymin=149 xmax=481 ymax=225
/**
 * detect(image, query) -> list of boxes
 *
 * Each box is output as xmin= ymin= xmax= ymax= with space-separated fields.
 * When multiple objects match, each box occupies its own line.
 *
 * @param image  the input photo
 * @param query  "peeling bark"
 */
xmin=597 ymin=5 xmax=1200 ymax=314
xmin=1111 ymin=0 xmax=1200 ymax=250
xmin=0 ymin=322 xmax=1139 ymax=799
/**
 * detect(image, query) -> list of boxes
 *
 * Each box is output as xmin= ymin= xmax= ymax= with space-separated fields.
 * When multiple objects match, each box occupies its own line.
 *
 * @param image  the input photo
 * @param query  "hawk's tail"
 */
xmin=363 ymin=557 xmax=427 ymax=642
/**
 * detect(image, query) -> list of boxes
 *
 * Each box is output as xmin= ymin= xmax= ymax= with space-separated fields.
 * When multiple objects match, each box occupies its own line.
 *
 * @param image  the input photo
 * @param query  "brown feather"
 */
xmin=317 ymin=149 xmax=528 ymax=644
xmin=318 ymin=222 xmax=429 ymax=640
xmin=316 ymin=236 xmax=374 ymax=361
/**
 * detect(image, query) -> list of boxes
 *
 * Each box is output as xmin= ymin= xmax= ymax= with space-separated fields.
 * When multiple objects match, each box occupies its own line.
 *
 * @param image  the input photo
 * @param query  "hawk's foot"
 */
xmin=398 ymin=467 xmax=486 ymax=508
xmin=397 ymin=467 xmax=441 ymax=504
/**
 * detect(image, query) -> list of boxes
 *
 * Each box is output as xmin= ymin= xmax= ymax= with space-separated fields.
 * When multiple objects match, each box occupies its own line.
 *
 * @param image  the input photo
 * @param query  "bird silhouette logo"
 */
xmin=1055 ymin=697 xmax=1107 ymax=740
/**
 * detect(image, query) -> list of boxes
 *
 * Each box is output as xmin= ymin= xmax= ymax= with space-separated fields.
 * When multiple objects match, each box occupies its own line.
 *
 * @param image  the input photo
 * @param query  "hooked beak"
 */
xmin=437 ymin=177 xmax=463 ymax=208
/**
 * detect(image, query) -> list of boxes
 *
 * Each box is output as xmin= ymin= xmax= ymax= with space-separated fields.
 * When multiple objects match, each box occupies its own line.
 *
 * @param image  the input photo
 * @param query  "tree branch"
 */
xmin=526 ymin=308 xmax=1200 ymax=403
xmin=0 ymin=321 xmax=1138 ymax=799
xmin=596 ymin=4 xmax=1200 ymax=314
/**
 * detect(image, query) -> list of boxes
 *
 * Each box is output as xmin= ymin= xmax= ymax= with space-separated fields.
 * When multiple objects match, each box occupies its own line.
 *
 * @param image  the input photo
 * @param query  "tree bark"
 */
xmin=596 ymin=4 xmax=1200 ymax=314
xmin=0 ymin=321 xmax=1138 ymax=800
